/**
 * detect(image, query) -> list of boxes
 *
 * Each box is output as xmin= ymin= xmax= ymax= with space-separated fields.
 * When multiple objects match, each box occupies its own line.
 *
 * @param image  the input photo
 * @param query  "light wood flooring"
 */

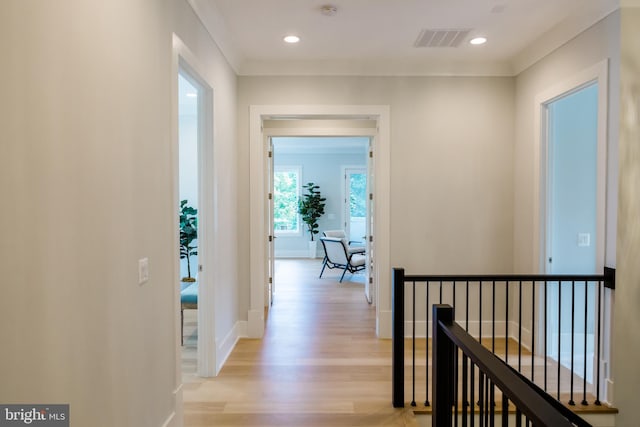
xmin=182 ymin=258 xmax=418 ymax=426
xmin=181 ymin=259 xmax=615 ymax=426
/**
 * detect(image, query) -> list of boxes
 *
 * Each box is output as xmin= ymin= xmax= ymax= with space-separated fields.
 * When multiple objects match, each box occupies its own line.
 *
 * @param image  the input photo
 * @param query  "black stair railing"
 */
xmin=432 ymin=304 xmax=592 ymax=427
xmin=391 ymin=267 xmax=614 ymax=410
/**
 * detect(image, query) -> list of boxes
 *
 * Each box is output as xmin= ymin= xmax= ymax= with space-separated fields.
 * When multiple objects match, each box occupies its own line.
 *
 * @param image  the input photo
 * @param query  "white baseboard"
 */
xmin=275 ymin=250 xmax=316 ymax=258
xmin=378 ymin=309 xmax=392 ymax=338
xmin=161 ymin=411 xmax=176 ymax=427
xmin=216 ymin=320 xmax=247 ymax=374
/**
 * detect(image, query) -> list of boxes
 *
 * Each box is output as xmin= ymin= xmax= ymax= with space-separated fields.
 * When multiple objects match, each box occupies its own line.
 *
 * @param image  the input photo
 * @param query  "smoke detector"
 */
xmin=320 ymin=5 xmax=338 ymax=16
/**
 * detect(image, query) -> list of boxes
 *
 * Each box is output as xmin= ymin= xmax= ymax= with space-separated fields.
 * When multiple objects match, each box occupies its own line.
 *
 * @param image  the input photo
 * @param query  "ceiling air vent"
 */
xmin=414 ymin=29 xmax=471 ymax=48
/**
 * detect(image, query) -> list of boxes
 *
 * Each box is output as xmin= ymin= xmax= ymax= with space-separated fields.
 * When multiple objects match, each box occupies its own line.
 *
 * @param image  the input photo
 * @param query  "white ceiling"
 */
xmin=189 ymin=0 xmax=618 ymax=76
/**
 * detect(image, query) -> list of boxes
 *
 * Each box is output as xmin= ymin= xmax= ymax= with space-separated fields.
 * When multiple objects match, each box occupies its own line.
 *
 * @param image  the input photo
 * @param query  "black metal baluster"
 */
xmin=515 ymin=408 xmax=522 ymax=427
xmin=484 ymin=378 xmax=490 ymax=427
xmin=595 ymin=280 xmax=602 ymax=405
xmin=518 ymin=281 xmax=522 ymax=372
xmin=479 ymin=281 xmax=483 ymax=345
xmin=455 ymin=347 xmax=459 ymax=427
xmin=505 ymin=281 xmax=509 ymax=366
xmin=412 ymin=281 xmax=416 ymax=407
xmin=502 ymin=396 xmax=508 ymax=427
xmin=492 ymin=281 xmax=496 ymax=353
xmin=569 ymin=280 xmax=576 ymax=406
xmin=489 ymin=380 xmax=495 ymax=427
xmin=531 ymin=282 xmax=535 ymax=383
xmin=582 ymin=280 xmax=589 ymax=406
xmin=557 ymin=281 xmax=562 ymax=401
xmin=544 ymin=280 xmax=548 ymax=392
xmin=462 ymin=354 xmax=468 ymax=427
xmin=471 ymin=362 xmax=475 ymax=427
xmin=479 ymin=372 xmax=484 ymax=427
xmin=453 ymin=280 xmax=457 ymax=313
xmin=466 ymin=281 xmax=470 ymax=333
xmin=425 ymin=281 xmax=430 ymax=406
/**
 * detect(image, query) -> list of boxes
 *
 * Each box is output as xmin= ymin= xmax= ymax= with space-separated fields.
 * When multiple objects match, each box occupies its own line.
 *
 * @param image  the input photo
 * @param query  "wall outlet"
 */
xmin=138 ymin=258 xmax=149 ymax=284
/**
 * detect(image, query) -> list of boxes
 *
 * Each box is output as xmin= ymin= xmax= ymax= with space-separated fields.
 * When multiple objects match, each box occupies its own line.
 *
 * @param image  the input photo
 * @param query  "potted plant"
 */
xmin=179 ymin=199 xmax=198 ymax=282
xmin=298 ymin=182 xmax=326 ymax=258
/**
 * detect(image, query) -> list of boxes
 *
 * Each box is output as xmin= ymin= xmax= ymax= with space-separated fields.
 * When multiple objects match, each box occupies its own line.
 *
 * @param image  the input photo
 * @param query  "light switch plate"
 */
xmin=577 ymin=233 xmax=591 ymax=247
xmin=138 ymin=257 xmax=149 ymax=284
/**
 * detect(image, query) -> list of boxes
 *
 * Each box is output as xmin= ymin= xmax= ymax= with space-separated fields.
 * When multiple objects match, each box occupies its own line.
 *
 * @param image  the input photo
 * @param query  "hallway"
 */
xmin=182 ymin=258 xmax=417 ymax=426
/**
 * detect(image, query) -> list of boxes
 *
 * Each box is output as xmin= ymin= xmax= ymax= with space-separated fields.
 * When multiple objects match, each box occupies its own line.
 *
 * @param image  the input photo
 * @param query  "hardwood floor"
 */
xmin=182 ymin=258 xmax=418 ymax=426
xmin=181 ymin=259 xmax=615 ymax=426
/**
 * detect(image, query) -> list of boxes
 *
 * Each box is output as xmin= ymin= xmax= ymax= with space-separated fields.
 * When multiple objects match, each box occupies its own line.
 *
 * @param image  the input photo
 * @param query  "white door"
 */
xmin=267 ymin=137 xmax=275 ymax=306
xmin=366 ymin=142 xmax=375 ymax=304
xmin=545 ymin=82 xmax=599 ymax=382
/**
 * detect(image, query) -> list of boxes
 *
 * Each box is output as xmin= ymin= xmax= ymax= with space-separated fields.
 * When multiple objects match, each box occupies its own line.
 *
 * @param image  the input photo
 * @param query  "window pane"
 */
xmin=274 ymin=169 xmax=299 ymax=232
xmin=350 ymin=173 xmax=367 ymax=217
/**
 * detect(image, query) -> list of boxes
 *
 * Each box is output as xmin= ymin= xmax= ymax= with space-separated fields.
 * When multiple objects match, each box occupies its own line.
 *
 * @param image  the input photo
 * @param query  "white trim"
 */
xmin=533 ymin=59 xmax=608 ymax=274
xmin=215 ymin=320 xmax=247 ymax=374
xmin=161 ymin=412 xmax=177 ymax=427
xmin=533 ymin=59 xmax=610 ymax=400
xmin=249 ymin=105 xmax=391 ymax=338
xmin=172 ymin=34 xmax=217 ymax=378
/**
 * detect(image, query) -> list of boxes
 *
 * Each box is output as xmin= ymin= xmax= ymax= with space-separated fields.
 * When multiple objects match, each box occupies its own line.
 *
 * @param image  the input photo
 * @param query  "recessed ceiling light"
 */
xmin=470 ymin=37 xmax=487 ymax=45
xmin=283 ymin=35 xmax=300 ymax=44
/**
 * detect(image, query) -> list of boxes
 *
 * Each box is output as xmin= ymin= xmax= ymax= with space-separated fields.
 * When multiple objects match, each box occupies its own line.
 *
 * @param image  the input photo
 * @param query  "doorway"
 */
xmin=270 ymin=137 xmax=371 ymax=303
xmin=537 ymin=61 xmax=608 ymax=389
xmin=544 ymin=82 xmax=599 ymax=382
xmin=177 ymin=58 xmax=216 ymax=377
xmin=248 ymin=106 xmax=391 ymax=339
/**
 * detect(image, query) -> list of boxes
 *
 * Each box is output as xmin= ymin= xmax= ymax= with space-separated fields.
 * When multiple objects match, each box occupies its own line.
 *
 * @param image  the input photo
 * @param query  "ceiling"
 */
xmin=189 ymin=0 xmax=618 ymax=77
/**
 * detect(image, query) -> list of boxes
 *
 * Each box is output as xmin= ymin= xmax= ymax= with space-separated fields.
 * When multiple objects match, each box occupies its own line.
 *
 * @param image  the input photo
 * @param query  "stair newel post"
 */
xmin=433 ymin=304 xmax=454 ymax=427
xmin=392 ymin=268 xmax=405 ymax=408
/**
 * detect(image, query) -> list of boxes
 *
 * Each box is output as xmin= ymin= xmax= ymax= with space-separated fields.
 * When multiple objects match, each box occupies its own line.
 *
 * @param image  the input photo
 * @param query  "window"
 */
xmin=274 ymin=166 xmax=301 ymax=235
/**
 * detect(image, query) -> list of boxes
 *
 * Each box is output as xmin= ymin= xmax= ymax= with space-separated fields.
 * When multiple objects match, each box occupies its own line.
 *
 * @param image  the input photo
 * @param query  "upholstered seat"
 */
xmin=180 ymin=282 xmax=198 ymax=345
xmin=322 ymin=229 xmax=365 ymax=255
xmin=319 ymin=237 xmax=366 ymax=282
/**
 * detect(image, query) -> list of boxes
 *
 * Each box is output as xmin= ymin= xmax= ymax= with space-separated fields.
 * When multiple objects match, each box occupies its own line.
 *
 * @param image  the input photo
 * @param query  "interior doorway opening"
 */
xmin=535 ymin=60 xmax=609 ymax=399
xmin=269 ymin=136 xmax=372 ymax=306
xmin=177 ymin=59 xmax=216 ymax=378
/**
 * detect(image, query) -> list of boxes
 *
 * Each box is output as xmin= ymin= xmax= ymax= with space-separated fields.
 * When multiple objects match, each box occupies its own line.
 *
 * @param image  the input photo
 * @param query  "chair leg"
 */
xmin=340 ymin=266 xmax=348 ymax=282
xmin=319 ymin=260 xmax=328 ymax=278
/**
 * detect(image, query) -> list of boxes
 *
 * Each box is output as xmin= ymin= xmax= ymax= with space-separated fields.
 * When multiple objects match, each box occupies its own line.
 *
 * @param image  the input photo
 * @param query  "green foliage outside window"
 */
xmin=350 ymin=173 xmax=367 ymax=217
xmin=274 ymin=170 xmax=299 ymax=232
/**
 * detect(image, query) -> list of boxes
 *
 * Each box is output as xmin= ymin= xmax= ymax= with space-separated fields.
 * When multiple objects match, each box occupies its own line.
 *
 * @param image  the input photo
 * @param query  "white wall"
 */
xmin=237 ymin=76 xmax=516 ymax=320
xmin=0 ymin=1 xmax=176 ymax=425
xmin=273 ymin=147 xmax=367 ymax=257
xmin=512 ymin=11 xmax=620 ymax=403
xmin=171 ymin=0 xmax=239 ymax=373
xmin=513 ymin=11 xmax=620 ymax=274
xmin=613 ymin=6 xmax=640 ymax=425
xmin=0 ymin=0 xmax=239 ymax=425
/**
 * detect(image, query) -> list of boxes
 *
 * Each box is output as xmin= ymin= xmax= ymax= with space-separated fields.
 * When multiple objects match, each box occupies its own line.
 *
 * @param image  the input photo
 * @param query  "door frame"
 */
xmin=172 ymin=35 xmax=217 ymax=380
xmin=533 ymin=59 xmax=609 ymax=392
xmin=248 ymin=105 xmax=391 ymax=338
xmin=534 ymin=60 xmax=608 ymax=274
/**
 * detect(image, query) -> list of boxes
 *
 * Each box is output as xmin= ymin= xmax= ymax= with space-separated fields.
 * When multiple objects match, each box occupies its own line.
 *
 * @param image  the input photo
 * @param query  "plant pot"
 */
xmin=308 ymin=241 xmax=318 ymax=259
